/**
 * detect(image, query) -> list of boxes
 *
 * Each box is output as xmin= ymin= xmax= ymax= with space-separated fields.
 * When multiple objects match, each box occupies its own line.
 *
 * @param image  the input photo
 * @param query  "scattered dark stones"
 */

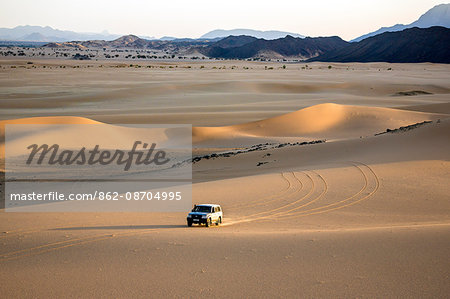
xmin=172 ymin=139 xmax=326 ymax=168
xmin=190 ymin=139 xmax=326 ymax=164
xmin=393 ymin=90 xmax=432 ymax=96
xmin=374 ymin=120 xmax=432 ymax=136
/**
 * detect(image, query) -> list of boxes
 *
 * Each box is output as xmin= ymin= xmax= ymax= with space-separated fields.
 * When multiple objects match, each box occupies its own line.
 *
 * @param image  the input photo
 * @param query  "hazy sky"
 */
xmin=0 ymin=0 xmax=446 ymax=40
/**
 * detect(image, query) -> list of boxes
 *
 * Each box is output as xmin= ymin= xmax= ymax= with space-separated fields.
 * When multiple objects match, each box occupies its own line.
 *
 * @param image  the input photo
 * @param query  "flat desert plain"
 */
xmin=0 ymin=59 xmax=449 ymax=298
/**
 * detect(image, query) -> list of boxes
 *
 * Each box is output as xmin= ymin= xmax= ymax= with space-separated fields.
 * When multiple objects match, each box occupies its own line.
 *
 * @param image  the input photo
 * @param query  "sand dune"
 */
xmin=193 ymin=116 xmax=450 ymax=181
xmin=0 ymin=117 xmax=102 ymax=166
xmin=3 ymin=103 xmax=446 ymax=149
xmin=0 ymin=116 xmax=192 ymax=179
xmin=193 ymin=103 xmax=447 ymax=146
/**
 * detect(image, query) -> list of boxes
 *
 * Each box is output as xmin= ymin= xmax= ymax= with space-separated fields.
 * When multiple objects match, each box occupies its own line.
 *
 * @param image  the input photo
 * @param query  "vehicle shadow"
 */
xmin=52 ymin=224 xmax=187 ymax=230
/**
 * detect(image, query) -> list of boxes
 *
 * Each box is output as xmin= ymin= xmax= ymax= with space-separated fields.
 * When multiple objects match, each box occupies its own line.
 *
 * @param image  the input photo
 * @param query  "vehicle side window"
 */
xmin=214 ymin=207 xmax=218 ymax=213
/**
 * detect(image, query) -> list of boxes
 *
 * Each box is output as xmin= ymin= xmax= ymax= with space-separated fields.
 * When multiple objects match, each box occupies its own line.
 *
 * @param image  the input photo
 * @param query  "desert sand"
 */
xmin=0 ymin=59 xmax=449 ymax=298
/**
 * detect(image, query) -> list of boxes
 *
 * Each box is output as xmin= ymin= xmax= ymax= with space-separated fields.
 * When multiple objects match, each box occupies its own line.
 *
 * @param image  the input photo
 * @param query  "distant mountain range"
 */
xmin=352 ymin=3 xmax=450 ymax=42
xmin=200 ymin=26 xmax=450 ymax=63
xmin=0 ymin=25 xmax=304 ymax=42
xmin=201 ymin=35 xmax=348 ymax=59
xmin=0 ymin=25 xmax=158 ymax=42
xmin=42 ymin=26 xmax=450 ymax=63
xmin=310 ymin=26 xmax=450 ymax=63
xmin=0 ymin=25 xmax=121 ymax=42
xmin=200 ymin=29 xmax=304 ymax=40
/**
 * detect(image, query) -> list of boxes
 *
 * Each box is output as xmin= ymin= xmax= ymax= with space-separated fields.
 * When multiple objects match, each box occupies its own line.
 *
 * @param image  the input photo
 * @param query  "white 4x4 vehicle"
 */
xmin=187 ymin=204 xmax=223 ymax=227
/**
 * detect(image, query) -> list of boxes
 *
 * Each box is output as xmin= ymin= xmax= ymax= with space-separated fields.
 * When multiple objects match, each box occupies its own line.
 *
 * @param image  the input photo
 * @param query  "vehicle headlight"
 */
xmin=187 ymin=214 xmax=192 ymax=218
xmin=202 ymin=214 xmax=207 ymax=218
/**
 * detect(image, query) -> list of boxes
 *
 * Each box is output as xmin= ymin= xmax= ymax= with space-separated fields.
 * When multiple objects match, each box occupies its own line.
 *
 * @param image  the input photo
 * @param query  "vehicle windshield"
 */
xmin=192 ymin=206 xmax=212 ymax=213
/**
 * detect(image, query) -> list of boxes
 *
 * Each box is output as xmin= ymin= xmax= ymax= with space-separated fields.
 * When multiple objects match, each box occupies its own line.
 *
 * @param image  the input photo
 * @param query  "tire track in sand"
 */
xmin=223 ymin=162 xmax=379 ymax=225
xmin=260 ymin=162 xmax=379 ymax=220
xmin=229 ymin=172 xmax=300 ymax=210
xmin=285 ymin=162 xmax=380 ymax=218
xmin=275 ymin=162 xmax=370 ymax=218
xmin=223 ymin=171 xmax=321 ymax=226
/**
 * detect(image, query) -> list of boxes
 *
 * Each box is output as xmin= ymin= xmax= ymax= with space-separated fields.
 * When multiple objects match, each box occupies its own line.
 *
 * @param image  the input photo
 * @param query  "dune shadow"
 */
xmin=53 ymin=224 xmax=187 ymax=231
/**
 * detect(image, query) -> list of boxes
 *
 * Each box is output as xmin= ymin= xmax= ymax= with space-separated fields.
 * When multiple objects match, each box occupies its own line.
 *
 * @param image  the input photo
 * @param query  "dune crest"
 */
xmin=0 ymin=116 xmax=100 ymax=136
xmin=0 ymin=116 xmax=101 ymax=147
xmin=0 ymin=116 xmax=101 ymax=126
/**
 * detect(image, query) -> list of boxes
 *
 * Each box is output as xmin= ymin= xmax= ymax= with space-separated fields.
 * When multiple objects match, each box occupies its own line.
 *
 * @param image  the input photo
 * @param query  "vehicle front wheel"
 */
xmin=205 ymin=218 xmax=211 ymax=227
xmin=187 ymin=221 xmax=192 ymax=227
